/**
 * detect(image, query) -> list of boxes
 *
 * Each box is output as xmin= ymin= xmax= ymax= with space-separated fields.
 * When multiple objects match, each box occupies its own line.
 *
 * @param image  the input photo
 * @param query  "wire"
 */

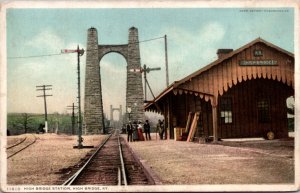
xmin=138 ymin=36 xmax=164 ymax=43
xmin=7 ymin=53 xmax=68 ymax=59
xmin=86 ymin=36 xmax=164 ymax=52
xmin=7 ymin=36 xmax=165 ymax=59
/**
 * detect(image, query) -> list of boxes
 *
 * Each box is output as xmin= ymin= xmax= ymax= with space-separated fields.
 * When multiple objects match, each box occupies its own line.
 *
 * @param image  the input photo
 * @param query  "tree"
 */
xmin=20 ymin=113 xmax=33 ymax=133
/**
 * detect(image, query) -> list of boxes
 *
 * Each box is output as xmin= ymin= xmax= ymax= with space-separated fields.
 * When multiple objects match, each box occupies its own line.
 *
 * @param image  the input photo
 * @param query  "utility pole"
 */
xmin=67 ymin=103 xmax=78 ymax=135
xmin=61 ymin=45 xmax=85 ymax=148
xmin=76 ymin=45 xmax=84 ymax=148
xmin=36 ymin=85 xmax=52 ymax=133
xmin=164 ymin=35 xmax=169 ymax=87
xmin=143 ymin=64 xmax=147 ymax=101
xmin=141 ymin=64 xmax=161 ymax=102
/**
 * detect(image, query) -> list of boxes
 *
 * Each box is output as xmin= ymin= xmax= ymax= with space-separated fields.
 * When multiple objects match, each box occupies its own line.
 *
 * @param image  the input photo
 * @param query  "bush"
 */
xmin=7 ymin=113 xmax=75 ymax=135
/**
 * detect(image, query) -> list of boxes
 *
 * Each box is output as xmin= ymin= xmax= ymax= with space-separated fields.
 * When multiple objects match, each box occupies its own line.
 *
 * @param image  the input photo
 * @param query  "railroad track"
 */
xmin=6 ymin=134 xmax=37 ymax=159
xmin=62 ymin=129 xmax=153 ymax=186
xmin=6 ymin=137 xmax=27 ymax=149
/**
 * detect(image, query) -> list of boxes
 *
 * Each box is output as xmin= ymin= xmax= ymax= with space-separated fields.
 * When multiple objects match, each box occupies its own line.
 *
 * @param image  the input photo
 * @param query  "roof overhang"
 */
xmin=144 ymin=37 xmax=294 ymax=112
xmin=144 ymin=82 xmax=213 ymax=112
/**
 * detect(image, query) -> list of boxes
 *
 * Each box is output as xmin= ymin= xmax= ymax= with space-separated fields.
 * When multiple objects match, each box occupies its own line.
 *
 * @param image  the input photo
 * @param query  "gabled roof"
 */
xmin=145 ymin=37 xmax=294 ymax=110
xmin=176 ymin=37 xmax=294 ymax=86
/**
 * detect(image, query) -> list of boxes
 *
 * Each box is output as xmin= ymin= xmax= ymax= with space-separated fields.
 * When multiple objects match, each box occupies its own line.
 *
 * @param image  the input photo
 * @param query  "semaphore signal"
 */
xmin=61 ymin=45 xmax=86 ymax=149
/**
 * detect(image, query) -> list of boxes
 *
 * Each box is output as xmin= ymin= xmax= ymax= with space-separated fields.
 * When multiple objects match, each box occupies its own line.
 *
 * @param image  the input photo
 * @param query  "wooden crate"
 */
xmin=174 ymin=127 xmax=185 ymax=141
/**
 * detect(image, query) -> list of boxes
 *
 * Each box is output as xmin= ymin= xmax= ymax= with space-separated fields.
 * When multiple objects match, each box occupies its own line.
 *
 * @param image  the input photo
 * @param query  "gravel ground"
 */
xmin=6 ymin=133 xmax=106 ymax=185
xmin=6 ymin=135 xmax=26 ymax=147
xmin=127 ymin=134 xmax=294 ymax=185
xmin=5 ymin=133 xmax=295 ymax=186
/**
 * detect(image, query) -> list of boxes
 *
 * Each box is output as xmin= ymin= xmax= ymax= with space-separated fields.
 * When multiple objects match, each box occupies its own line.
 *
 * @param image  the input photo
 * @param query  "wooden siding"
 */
xmin=178 ymin=42 xmax=294 ymax=101
xmin=145 ymin=38 xmax=294 ymax=140
xmin=168 ymin=93 xmax=213 ymax=139
xmin=219 ymin=78 xmax=294 ymax=139
xmin=165 ymin=78 xmax=293 ymax=139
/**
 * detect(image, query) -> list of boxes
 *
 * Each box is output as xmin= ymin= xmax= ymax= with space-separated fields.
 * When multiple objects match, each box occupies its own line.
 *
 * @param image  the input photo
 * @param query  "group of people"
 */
xmin=126 ymin=119 xmax=165 ymax=142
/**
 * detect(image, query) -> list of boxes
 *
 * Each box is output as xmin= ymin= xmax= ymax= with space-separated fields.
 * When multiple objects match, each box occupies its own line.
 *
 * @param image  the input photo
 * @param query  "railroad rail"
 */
xmin=62 ymin=129 xmax=153 ymax=186
xmin=7 ymin=134 xmax=37 ymax=159
xmin=6 ymin=137 xmax=27 ymax=149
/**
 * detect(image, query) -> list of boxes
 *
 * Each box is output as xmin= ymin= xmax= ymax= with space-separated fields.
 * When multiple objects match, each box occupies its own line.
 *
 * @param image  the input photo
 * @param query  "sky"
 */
xmin=5 ymin=7 xmax=294 ymax=120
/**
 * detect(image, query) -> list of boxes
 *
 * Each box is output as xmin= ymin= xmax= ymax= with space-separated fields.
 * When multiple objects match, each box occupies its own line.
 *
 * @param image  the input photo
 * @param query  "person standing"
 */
xmin=127 ymin=122 xmax=133 ymax=142
xmin=132 ymin=121 xmax=139 ymax=141
xmin=157 ymin=119 xmax=164 ymax=140
xmin=144 ymin=120 xmax=151 ymax=140
xmin=137 ymin=121 xmax=145 ymax=141
xmin=161 ymin=119 xmax=165 ymax=139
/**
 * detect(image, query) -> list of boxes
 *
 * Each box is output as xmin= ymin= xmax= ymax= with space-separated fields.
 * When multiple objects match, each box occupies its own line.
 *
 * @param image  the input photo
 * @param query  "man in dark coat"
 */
xmin=144 ymin=120 xmax=151 ymax=140
xmin=127 ymin=122 xmax=133 ymax=142
xmin=157 ymin=119 xmax=164 ymax=140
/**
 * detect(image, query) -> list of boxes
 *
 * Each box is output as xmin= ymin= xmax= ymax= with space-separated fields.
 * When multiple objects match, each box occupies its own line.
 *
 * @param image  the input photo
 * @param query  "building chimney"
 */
xmin=217 ymin=49 xmax=233 ymax=59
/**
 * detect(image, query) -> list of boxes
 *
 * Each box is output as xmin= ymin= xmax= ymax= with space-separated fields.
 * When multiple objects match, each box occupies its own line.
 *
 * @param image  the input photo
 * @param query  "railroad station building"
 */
xmin=145 ymin=38 xmax=294 ymax=142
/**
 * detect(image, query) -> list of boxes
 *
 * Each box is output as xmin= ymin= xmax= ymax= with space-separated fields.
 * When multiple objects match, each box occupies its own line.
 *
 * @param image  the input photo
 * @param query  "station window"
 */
xmin=257 ymin=99 xmax=270 ymax=123
xmin=220 ymin=97 xmax=233 ymax=124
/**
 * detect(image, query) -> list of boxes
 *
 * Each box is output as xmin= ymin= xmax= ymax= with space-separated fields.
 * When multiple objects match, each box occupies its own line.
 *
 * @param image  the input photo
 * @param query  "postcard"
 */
xmin=0 ymin=0 xmax=299 ymax=192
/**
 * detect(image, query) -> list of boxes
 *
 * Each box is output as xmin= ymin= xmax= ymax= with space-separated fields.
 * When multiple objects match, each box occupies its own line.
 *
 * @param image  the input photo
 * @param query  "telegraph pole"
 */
xmin=67 ymin=103 xmax=78 ymax=135
xmin=164 ymin=35 xmax=169 ymax=87
xmin=36 ymin=85 xmax=52 ymax=133
xmin=143 ymin=64 xmax=147 ymax=101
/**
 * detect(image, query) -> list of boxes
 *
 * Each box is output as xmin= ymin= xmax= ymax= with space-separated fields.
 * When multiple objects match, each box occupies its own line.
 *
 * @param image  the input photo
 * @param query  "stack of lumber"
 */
xmin=177 ymin=112 xmax=193 ymax=141
xmin=185 ymin=112 xmax=193 ymax=133
xmin=174 ymin=111 xmax=201 ymax=142
xmin=187 ymin=112 xmax=200 ymax=142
